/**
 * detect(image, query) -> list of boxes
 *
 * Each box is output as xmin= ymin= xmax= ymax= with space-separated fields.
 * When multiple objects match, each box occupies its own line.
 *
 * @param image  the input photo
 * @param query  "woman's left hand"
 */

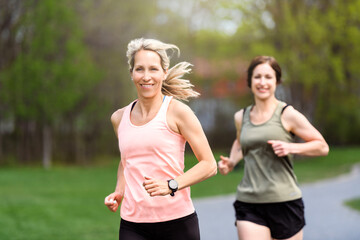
xmin=268 ymin=140 xmax=292 ymax=157
xmin=143 ymin=176 xmax=171 ymax=197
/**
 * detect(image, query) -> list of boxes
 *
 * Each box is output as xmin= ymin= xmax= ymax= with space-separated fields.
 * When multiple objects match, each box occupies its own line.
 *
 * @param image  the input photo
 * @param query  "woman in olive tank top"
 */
xmin=218 ymin=56 xmax=329 ymax=240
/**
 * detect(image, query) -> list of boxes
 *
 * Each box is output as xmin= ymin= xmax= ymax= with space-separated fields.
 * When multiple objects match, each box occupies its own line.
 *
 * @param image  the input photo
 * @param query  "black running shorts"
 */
xmin=119 ymin=212 xmax=200 ymax=240
xmin=233 ymin=198 xmax=305 ymax=239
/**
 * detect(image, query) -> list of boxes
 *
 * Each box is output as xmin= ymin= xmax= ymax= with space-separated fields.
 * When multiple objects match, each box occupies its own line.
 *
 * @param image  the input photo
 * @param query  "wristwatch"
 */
xmin=167 ymin=179 xmax=178 ymax=197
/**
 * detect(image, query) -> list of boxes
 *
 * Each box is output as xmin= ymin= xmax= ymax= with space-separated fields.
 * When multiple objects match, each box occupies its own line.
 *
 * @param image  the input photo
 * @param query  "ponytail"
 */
xmin=162 ymin=62 xmax=200 ymax=101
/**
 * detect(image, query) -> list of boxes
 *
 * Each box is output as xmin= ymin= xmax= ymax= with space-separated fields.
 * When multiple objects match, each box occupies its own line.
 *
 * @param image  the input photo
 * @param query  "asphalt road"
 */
xmin=193 ymin=165 xmax=360 ymax=240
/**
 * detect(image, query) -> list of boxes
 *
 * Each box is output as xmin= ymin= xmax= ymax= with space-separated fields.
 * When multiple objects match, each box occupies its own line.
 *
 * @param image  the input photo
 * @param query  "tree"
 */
xmin=0 ymin=0 xmax=100 ymax=167
xmin=0 ymin=0 xmax=24 ymax=162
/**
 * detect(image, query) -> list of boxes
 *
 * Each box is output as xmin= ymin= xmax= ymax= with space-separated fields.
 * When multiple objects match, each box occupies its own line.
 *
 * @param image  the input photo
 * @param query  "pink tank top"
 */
xmin=118 ymin=95 xmax=195 ymax=222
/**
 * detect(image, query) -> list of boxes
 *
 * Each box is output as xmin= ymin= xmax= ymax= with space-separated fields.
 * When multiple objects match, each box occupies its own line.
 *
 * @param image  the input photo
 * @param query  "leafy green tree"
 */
xmin=0 ymin=0 xmax=100 ymax=167
xmin=0 ymin=0 xmax=24 ymax=161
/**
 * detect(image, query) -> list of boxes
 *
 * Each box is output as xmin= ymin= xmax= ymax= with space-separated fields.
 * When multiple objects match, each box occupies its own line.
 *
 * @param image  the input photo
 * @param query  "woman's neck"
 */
xmin=136 ymin=94 xmax=164 ymax=118
xmin=253 ymin=97 xmax=278 ymax=114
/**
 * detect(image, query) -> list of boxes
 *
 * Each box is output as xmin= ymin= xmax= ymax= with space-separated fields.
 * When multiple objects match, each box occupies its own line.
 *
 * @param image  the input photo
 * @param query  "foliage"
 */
xmin=1 ymin=0 xmax=99 ymax=122
xmin=0 ymin=0 xmax=100 ymax=165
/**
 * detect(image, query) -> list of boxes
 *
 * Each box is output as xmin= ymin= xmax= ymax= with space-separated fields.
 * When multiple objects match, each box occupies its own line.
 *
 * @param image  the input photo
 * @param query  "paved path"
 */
xmin=193 ymin=165 xmax=360 ymax=240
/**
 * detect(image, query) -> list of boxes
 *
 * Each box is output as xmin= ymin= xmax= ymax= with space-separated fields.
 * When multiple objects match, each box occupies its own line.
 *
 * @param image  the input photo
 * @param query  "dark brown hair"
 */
xmin=247 ymin=56 xmax=282 ymax=87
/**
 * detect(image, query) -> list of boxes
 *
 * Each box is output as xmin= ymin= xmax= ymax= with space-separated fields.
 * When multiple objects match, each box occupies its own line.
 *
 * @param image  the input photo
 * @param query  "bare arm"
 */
xmin=268 ymin=106 xmax=329 ymax=157
xmin=218 ymin=110 xmax=244 ymax=175
xmin=174 ymin=102 xmax=217 ymax=190
xmin=104 ymin=108 xmax=126 ymax=212
xmin=143 ymin=100 xmax=217 ymax=196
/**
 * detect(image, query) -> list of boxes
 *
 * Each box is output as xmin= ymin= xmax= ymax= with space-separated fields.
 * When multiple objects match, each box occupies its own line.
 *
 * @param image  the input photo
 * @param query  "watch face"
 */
xmin=169 ymin=180 xmax=178 ymax=189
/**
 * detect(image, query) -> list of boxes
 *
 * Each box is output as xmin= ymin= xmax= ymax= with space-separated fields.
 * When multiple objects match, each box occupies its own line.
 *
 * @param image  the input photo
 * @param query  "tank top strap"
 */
xmin=118 ymin=100 xmax=136 ymax=132
xmin=272 ymin=101 xmax=287 ymax=122
xmin=157 ymin=95 xmax=173 ymax=121
xmin=241 ymin=105 xmax=252 ymax=127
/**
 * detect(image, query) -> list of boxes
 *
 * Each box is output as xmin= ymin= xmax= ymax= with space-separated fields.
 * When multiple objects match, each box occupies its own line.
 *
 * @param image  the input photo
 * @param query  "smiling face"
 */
xmin=251 ymin=63 xmax=277 ymax=100
xmin=131 ymin=49 xmax=167 ymax=100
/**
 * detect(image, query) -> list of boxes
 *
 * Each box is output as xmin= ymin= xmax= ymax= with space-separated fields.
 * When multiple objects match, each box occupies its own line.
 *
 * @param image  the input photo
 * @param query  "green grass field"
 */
xmin=345 ymin=198 xmax=360 ymax=212
xmin=0 ymin=147 xmax=359 ymax=239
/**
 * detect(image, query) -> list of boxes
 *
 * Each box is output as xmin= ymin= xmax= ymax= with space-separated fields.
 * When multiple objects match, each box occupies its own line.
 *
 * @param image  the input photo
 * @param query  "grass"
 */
xmin=344 ymin=198 xmax=360 ymax=212
xmin=0 ymin=146 xmax=359 ymax=240
xmin=0 ymin=167 xmax=120 ymax=240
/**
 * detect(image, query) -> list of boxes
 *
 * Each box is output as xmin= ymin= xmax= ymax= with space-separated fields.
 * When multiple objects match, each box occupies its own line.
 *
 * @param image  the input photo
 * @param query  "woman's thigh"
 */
xmin=237 ymin=220 xmax=272 ymax=240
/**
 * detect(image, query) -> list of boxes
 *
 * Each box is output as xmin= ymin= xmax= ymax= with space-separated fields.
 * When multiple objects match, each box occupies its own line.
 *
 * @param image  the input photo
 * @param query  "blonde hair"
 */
xmin=126 ymin=38 xmax=199 ymax=101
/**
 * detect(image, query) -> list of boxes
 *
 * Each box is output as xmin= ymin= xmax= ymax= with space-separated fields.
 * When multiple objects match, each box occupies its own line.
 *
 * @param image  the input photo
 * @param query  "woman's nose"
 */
xmin=259 ymin=77 xmax=265 ymax=84
xmin=143 ymin=71 xmax=151 ymax=81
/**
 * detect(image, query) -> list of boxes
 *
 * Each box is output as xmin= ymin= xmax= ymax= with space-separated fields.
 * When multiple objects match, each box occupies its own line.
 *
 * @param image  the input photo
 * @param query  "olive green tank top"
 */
xmin=236 ymin=101 xmax=302 ymax=203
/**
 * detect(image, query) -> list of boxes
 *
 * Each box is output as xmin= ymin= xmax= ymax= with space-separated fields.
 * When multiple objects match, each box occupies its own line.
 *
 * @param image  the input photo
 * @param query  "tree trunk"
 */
xmin=0 ymin=132 xmax=2 ymax=161
xmin=75 ymin=129 xmax=86 ymax=165
xmin=43 ymin=124 xmax=52 ymax=169
xmin=17 ymin=120 xmax=31 ymax=163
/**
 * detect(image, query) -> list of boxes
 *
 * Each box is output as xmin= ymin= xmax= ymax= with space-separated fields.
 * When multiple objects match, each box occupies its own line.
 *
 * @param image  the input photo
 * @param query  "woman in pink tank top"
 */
xmin=104 ymin=38 xmax=217 ymax=240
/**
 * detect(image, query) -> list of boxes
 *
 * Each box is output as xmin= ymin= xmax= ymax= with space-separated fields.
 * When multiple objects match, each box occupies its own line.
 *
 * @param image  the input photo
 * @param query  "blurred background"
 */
xmin=1 ymin=1 xmax=360 ymax=239
xmin=1 ymin=0 xmax=359 ymax=167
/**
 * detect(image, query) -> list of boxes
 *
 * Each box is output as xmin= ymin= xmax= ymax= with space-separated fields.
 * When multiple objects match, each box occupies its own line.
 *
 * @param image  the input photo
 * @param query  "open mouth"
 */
xmin=257 ymin=87 xmax=269 ymax=92
xmin=140 ymin=84 xmax=154 ymax=88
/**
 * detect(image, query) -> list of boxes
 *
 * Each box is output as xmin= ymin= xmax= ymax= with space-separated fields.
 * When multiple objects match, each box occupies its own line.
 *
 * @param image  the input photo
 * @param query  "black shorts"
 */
xmin=233 ymin=198 xmax=305 ymax=239
xmin=119 ymin=212 xmax=200 ymax=240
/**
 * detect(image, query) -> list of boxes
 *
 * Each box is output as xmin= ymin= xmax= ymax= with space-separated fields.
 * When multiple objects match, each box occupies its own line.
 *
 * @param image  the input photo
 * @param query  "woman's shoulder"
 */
xmin=234 ymin=109 xmax=243 ymax=121
xmin=111 ymin=106 xmax=127 ymax=126
xmin=280 ymin=102 xmax=298 ymax=117
xmin=166 ymin=97 xmax=197 ymax=133
xmin=234 ymin=107 xmax=248 ymax=130
xmin=280 ymin=103 xmax=307 ymax=126
xmin=111 ymin=100 xmax=138 ymax=122
xmin=234 ymin=104 xmax=251 ymax=122
xmin=168 ymin=97 xmax=193 ymax=115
